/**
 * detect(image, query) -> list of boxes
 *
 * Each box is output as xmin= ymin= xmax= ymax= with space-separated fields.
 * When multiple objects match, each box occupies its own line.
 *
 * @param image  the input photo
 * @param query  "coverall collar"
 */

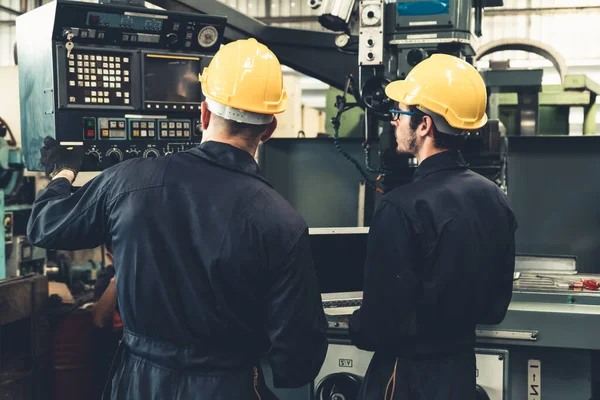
xmin=190 ymin=141 xmax=272 ymax=187
xmin=413 ymin=150 xmax=469 ymax=182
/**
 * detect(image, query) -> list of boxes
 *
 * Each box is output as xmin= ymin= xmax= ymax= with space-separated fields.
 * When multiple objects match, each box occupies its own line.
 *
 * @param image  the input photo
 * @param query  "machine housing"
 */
xmin=16 ymin=0 xmax=226 ymax=172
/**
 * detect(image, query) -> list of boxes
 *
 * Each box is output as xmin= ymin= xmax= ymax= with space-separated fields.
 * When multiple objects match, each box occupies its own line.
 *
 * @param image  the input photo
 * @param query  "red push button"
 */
xmin=86 ymin=129 xmax=95 ymax=138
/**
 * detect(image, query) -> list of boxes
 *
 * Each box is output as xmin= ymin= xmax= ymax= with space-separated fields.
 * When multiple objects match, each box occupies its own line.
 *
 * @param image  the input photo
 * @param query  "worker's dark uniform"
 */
xmin=28 ymin=141 xmax=329 ymax=399
xmin=350 ymin=151 xmax=517 ymax=400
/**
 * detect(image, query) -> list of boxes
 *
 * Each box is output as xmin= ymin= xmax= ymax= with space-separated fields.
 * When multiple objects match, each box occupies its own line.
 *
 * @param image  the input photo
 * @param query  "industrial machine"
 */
xmin=310 ymin=0 xmax=507 ymax=193
xmin=0 ymin=117 xmax=33 ymax=280
xmin=16 ymin=0 xmax=226 ymax=172
xmin=5 ymin=236 xmax=46 ymax=278
xmin=14 ymin=0 xmax=600 ymax=399
xmin=0 ymin=275 xmax=49 ymax=399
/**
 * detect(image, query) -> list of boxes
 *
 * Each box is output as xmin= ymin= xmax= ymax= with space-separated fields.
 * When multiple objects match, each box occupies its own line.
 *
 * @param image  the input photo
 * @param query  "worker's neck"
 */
xmin=415 ymin=144 xmax=450 ymax=164
xmin=202 ymin=131 xmax=259 ymax=158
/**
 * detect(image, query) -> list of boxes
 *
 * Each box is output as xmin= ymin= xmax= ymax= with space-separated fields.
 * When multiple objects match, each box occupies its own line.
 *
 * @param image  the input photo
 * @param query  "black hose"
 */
xmin=332 ymin=123 xmax=380 ymax=193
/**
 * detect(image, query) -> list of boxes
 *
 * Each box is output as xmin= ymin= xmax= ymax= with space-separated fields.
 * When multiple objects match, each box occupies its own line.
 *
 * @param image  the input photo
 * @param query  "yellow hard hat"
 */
xmin=199 ymin=38 xmax=287 ymax=117
xmin=385 ymin=54 xmax=488 ymax=131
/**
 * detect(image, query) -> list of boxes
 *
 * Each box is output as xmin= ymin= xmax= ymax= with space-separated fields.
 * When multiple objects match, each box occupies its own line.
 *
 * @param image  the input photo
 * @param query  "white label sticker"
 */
xmin=409 ymin=21 xmax=438 ymax=26
xmin=338 ymin=359 xmax=353 ymax=368
xmin=406 ymin=33 xmax=438 ymax=40
xmin=528 ymin=359 xmax=541 ymax=400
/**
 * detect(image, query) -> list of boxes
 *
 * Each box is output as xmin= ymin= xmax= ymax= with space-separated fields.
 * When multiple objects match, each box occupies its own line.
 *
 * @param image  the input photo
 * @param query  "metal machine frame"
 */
xmin=147 ymin=0 xmax=358 ymax=91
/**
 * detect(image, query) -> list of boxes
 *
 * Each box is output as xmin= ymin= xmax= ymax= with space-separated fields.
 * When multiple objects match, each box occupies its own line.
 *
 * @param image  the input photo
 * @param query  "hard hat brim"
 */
xmin=385 ymin=80 xmax=411 ymax=105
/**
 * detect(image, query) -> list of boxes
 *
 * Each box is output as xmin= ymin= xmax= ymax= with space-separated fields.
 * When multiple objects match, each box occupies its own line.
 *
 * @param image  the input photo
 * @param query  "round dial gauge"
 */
xmin=198 ymin=26 xmax=219 ymax=48
xmin=335 ymin=34 xmax=351 ymax=48
xmin=361 ymin=5 xmax=382 ymax=26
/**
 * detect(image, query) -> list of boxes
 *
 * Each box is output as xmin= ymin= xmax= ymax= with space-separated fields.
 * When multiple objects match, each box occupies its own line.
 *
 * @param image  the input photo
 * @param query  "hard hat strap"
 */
xmin=206 ymin=99 xmax=274 ymax=126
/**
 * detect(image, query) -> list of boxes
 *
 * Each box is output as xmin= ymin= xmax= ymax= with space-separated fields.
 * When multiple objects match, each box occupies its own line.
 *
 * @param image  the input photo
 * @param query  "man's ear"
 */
xmin=201 ymin=101 xmax=211 ymax=131
xmin=260 ymin=117 xmax=278 ymax=143
xmin=419 ymin=114 xmax=435 ymax=139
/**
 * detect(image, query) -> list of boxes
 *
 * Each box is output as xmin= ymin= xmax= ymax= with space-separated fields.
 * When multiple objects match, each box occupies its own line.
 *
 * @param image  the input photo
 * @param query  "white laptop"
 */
xmin=309 ymin=227 xmax=369 ymax=316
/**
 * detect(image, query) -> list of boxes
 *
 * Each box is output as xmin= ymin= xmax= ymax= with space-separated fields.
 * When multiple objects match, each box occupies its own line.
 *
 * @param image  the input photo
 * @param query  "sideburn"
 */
xmin=408 ymin=127 xmax=418 ymax=154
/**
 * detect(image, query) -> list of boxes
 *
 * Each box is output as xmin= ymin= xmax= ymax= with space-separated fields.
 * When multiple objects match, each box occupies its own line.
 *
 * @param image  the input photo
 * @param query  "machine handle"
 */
xmin=476 ymin=329 xmax=539 ymax=341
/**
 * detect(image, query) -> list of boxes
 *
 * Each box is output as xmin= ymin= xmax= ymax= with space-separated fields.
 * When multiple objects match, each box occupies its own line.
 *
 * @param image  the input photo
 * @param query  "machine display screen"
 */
xmin=143 ymin=54 xmax=203 ymax=104
xmin=309 ymin=230 xmax=368 ymax=294
xmin=87 ymin=12 xmax=164 ymax=32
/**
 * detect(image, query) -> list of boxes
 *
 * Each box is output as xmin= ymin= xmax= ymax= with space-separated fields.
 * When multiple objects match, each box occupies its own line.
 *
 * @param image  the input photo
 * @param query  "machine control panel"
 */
xmin=16 ymin=0 xmax=226 ymax=172
xmin=58 ymin=4 xmax=223 ymax=53
xmin=77 ymin=116 xmax=199 ymax=170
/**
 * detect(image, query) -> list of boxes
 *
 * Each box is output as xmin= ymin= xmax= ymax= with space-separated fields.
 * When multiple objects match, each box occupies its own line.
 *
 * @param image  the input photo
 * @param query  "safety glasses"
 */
xmin=390 ymin=109 xmax=414 ymax=121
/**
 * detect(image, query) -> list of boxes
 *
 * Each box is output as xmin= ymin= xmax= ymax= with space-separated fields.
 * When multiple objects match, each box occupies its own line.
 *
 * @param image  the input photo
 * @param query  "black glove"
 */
xmin=39 ymin=136 xmax=84 ymax=179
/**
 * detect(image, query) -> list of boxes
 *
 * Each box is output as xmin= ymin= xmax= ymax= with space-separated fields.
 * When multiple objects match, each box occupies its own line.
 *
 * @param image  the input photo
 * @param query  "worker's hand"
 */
xmin=39 ymin=136 xmax=84 ymax=180
xmin=106 ymin=251 xmax=114 ymax=265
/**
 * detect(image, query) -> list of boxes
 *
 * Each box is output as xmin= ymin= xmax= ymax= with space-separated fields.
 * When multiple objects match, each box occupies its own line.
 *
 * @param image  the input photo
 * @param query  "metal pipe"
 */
xmin=0 ymin=4 xmax=22 ymax=15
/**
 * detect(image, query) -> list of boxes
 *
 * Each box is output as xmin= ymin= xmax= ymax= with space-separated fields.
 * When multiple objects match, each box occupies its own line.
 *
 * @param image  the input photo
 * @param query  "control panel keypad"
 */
xmin=67 ymin=50 xmax=132 ymax=106
xmin=159 ymin=119 xmax=191 ymax=139
xmin=98 ymin=118 xmax=126 ymax=139
xmin=130 ymin=120 xmax=156 ymax=139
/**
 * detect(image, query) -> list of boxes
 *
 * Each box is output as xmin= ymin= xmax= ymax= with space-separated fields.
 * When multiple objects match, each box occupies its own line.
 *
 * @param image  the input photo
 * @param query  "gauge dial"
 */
xmin=198 ymin=26 xmax=218 ymax=48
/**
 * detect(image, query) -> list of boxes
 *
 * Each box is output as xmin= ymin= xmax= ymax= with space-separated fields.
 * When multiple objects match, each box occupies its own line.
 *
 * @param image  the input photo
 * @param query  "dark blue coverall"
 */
xmin=350 ymin=150 xmax=517 ymax=400
xmin=28 ymin=141 xmax=329 ymax=399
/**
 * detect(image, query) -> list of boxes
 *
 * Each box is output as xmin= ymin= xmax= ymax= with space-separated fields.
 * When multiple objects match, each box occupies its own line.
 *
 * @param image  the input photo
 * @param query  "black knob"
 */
xmin=143 ymin=149 xmax=160 ymax=158
xmin=166 ymin=33 xmax=178 ymax=46
xmin=126 ymin=150 xmax=140 ymax=159
xmin=105 ymin=151 xmax=122 ymax=166
xmin=315 ymin=373 xmax=361 ymax=400
xmin=83 ymin=151 xmax=100 ymax=170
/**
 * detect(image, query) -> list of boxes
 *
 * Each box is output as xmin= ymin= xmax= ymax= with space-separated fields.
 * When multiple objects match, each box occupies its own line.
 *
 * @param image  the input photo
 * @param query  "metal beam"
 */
xmin=0 ymin=4 xmax=22 ymax=16
xmin=146 ymin=0 xmax=358 ymax=91
xmin=564 ymin=75 xmax=600 ymax=95
xmin=0 ymin=20 xmax=16 ymax=25
xmin=497 ymin=91 xmax=592 ymax=106
xmin=485 ymin=6 xmax=600 ymax=16
xmin=258 ymin=15 xmax=315 ymax=24
xmin=258 ymin=6 xmax=600 ymax=23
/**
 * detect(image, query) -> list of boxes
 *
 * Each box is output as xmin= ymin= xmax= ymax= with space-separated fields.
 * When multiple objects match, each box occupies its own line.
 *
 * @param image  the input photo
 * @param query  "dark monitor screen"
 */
xmin=309 ymin=228 xmax=369 ymax=294
xmin=143 ymin=54 xmax=203 ymax=104
xmin=507 ymin=136 xmax=600 ymax=274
